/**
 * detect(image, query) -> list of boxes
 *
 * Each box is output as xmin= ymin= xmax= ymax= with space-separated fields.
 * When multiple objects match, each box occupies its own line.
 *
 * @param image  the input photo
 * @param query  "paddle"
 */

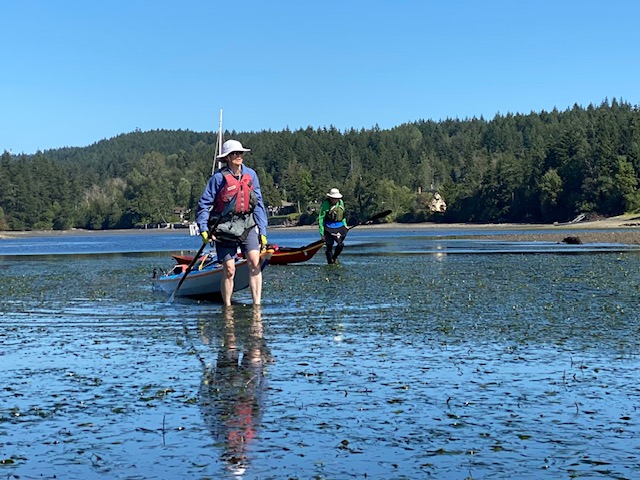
xmin=348 ymin=210 xmax=392 ymax=230
xmin=169 ymin=200 xmax=235 ymax=302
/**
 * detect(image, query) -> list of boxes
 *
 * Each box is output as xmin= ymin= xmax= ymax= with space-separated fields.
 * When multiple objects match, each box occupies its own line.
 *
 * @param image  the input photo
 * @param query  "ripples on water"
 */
xmin=1 ymin=229 xmax=640 ymax=479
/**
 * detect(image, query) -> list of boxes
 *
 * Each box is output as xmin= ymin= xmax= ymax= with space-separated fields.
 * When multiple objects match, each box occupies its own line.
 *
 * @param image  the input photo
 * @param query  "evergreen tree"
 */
xmin=2 ymin=100 xmax=640 ymax=230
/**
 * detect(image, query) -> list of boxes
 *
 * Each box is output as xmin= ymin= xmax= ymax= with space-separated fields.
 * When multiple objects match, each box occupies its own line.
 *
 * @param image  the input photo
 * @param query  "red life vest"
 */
xmin=214 ymin=170 xmax=255 ymax=214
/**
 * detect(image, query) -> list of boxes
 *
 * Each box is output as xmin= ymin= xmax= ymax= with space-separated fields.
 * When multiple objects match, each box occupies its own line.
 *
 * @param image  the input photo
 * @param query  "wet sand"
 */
xmin=340 ymin=214 xmax=640 ymax=245
xmin=364 ymin=214 xmax=640 ymax=245
xmin=468 ymin=229 xmax=640 ymax=245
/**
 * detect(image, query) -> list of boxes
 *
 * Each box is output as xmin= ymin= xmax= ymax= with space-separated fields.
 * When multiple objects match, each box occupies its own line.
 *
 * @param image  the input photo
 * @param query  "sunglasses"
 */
xmin=228 ymin=151 xmax=245 ymax=157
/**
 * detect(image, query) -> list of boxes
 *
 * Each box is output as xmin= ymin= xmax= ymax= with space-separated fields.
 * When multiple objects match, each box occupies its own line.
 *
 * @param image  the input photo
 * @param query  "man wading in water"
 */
xmin=318 ymin=188 xmax=348 ymax=265
xmin=196 ymin=139 xmax=268 ymax=305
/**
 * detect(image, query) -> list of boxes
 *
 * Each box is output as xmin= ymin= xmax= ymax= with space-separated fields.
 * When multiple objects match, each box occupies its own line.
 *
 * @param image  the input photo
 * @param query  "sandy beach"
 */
xmin=2 ymin=214 xmax=640 ymax=244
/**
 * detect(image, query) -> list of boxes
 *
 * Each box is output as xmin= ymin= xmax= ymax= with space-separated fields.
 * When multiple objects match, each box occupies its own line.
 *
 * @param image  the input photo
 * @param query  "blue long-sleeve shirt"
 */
xmin=196 ymin=166 xmax=268 ymax=237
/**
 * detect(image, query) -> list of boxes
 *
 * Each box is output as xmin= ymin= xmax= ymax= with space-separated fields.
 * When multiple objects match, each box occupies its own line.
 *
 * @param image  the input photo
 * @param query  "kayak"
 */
xmin=172 ymin=239 xmax=325 ymax=266
xmin=263 ymin=239 xmax=325 ymax=265
xmin=152 ymin=250 xmax=273 ymax=300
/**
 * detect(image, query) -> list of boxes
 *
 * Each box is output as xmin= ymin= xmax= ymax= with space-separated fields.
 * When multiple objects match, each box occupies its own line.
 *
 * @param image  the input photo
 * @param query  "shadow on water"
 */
xmin=198 ymin=305 xmax=272 ymax=477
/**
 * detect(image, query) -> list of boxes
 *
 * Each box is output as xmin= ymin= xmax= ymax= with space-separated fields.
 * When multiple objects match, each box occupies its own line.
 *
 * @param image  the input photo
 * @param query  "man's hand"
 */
xmin=260 ymin=234 xmax=268 ymax=251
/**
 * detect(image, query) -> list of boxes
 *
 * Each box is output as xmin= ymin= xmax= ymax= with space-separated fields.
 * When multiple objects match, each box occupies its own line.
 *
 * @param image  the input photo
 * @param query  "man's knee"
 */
xmin=223 ymin=263 xmax=236 ymax=279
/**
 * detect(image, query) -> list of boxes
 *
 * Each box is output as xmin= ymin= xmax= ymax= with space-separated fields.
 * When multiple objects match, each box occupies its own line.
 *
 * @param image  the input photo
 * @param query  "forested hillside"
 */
xmin=1 ymin=99 xmax=639 ymax=231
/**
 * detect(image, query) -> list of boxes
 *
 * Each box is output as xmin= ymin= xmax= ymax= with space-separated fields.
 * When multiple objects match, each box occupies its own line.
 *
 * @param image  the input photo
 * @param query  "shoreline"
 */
xmin=2 ymin=214 xmax=640 ymax=244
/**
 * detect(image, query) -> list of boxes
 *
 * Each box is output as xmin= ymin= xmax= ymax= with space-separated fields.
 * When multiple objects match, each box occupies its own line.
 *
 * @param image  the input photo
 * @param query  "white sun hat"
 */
xmin=327 ymin=188 xmax=343 ymax=199
xmin=217 ymin=139 xmax=251 ymax=159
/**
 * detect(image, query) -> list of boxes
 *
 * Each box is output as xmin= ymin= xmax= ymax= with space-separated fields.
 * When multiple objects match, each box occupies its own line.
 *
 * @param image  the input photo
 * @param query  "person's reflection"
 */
xmin=199 ymin=305 xmax=272 ymax=476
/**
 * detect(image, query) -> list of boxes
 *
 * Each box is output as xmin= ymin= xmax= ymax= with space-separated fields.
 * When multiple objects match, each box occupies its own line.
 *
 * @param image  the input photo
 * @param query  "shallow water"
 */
xmin=2 ymin=229 xmax=640 ymax=479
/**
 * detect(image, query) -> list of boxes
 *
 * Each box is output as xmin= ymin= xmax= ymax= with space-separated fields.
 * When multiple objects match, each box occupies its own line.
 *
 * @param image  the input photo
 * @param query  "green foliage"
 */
xmin=614 ymin=156 xmax=640 ymax=213
xmin=281 ymin=160 xmax=314 ymax=206
xmin=0 ymin=206 xmax=8 ymax=230
xmin=373 ymin=179 xmax=414 ymax=219
xmin=2 ymin=99 xmax=640 ymax=231
xmin=538 ymin=169 xmax=563 ymax=221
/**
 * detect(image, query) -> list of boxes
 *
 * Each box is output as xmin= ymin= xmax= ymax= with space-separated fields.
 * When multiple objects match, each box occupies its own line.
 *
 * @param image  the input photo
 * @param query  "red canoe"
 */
xmin=172 ymin=239 xmax=325 ymax=266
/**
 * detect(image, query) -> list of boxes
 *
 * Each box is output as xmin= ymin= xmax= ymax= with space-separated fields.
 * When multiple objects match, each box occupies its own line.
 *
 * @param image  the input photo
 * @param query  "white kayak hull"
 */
xmin=153 ymin=251 xmax=273 ymax=299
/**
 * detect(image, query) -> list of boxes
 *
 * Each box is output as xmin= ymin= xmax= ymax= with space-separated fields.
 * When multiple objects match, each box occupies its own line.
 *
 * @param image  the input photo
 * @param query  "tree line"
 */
xmin=1 ymin=98 xmax=639 ymax=232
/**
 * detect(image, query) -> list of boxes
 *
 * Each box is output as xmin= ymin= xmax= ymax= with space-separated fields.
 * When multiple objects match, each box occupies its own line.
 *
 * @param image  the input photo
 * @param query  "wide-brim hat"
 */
xmin=327 ymin=188 xmax=343 ymax=199
xmin=217 ymin=139 xmax=251 ymax=159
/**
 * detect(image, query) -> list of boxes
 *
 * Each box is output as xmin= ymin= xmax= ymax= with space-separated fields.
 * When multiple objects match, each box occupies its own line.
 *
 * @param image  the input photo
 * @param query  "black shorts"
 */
xmin=324 ymin=225 xmax=348 ymax=246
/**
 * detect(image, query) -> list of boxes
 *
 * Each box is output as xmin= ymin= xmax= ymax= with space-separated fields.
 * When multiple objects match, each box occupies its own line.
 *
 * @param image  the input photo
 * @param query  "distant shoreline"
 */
xmin=2 ymin=214 xmax=640 ymax=244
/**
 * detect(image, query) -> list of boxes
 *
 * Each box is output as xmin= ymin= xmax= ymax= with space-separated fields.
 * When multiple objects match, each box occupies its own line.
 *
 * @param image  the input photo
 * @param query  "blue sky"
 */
xmin=2 ymin=0 xmax=639 ymax=154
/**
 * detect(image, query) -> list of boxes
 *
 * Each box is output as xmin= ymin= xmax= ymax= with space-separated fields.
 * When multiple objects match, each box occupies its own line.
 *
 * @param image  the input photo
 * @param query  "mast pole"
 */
xmin=212 ymin=108 xmax=223 ymax=175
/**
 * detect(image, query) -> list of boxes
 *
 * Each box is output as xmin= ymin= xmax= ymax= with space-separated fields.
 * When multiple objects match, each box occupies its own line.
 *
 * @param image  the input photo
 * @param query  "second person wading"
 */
xmin=318 ymin=188 xmax=348 ymax=264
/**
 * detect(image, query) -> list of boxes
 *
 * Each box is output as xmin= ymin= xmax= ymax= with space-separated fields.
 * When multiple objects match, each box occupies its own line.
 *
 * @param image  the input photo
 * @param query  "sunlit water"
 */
xmin=2 ymin=228 xmax=640 ymax=479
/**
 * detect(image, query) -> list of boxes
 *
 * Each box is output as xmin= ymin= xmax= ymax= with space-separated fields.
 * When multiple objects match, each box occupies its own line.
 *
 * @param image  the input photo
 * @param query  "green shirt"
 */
xmin=318 ymin=198 xmax=346 ymax=236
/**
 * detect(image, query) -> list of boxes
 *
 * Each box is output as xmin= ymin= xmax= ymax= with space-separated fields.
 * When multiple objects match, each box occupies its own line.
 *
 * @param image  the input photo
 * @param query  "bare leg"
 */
xmin=220 ymin=258 xmax=236 ymax=306
xmin=246 ymin=249 xmax=262 ymax=305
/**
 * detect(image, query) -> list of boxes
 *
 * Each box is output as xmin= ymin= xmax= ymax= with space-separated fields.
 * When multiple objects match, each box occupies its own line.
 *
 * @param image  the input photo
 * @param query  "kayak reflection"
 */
xmin=198 ymin=305 xmax=272 ymax=476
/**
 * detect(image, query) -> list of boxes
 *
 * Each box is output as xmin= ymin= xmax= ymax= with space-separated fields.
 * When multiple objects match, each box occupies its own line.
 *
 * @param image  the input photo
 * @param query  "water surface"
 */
xmin=1 ymin=228 xmax=640 ymax=479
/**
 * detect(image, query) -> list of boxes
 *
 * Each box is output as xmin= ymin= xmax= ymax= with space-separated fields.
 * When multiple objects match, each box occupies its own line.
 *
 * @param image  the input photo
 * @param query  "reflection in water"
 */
xmin=198 ymin=306 xmax=272 ymax=476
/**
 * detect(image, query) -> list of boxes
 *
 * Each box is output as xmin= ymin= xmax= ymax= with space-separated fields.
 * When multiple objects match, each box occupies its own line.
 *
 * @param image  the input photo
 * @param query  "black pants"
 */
xmin=324 ymin=225 xmax=348 ymax=264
